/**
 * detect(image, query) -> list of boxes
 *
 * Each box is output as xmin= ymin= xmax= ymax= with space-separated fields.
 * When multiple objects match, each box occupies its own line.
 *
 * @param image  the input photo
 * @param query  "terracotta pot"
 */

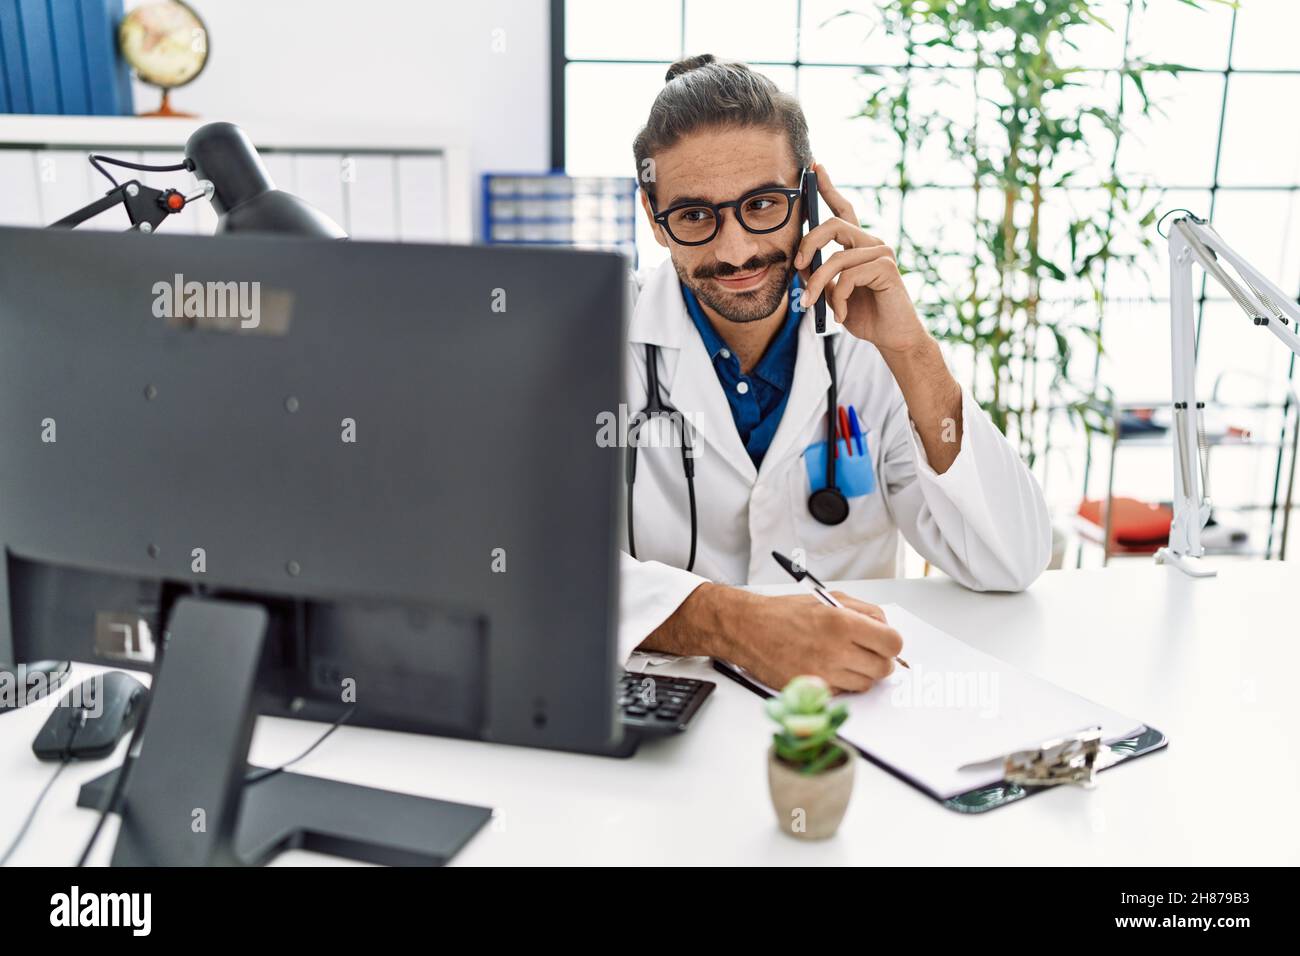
xmin=767 ymin=742 xmax=855 ymax=840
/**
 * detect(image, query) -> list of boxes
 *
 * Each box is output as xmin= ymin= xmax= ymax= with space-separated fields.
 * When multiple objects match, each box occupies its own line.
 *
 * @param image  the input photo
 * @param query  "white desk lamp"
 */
xmin=1155 ymin=214 xmax=1300 ymax=577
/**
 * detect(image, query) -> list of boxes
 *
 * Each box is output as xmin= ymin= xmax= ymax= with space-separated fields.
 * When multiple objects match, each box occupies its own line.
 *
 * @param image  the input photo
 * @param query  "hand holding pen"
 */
xmin=772 ymin=551 xmax=910 ymax=672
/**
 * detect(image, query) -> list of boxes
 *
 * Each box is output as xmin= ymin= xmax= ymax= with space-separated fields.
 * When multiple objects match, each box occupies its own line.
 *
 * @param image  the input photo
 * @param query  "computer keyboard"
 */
xmin=617 ymin=670 xmax=714 ymax=736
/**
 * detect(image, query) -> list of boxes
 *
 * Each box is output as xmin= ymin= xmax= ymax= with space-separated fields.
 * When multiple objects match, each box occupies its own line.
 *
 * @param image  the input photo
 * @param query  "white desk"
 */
xmin=3 ymin=562 xmax=1298 ymax=866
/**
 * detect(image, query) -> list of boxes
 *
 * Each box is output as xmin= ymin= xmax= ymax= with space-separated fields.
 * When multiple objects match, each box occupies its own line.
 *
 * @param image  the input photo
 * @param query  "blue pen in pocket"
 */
xmin=847 ymin=405 xmax=865 ymax=456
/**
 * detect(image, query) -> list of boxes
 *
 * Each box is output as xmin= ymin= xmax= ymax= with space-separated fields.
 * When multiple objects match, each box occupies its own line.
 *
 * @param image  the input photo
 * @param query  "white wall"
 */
xmin=125 ymin=0 xmax=552 ymax=235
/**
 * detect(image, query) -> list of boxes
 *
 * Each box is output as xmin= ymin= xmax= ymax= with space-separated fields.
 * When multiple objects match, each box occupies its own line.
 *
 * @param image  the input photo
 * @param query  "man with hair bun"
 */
xmin=621 ymin=55 xmax=1051 ymax=693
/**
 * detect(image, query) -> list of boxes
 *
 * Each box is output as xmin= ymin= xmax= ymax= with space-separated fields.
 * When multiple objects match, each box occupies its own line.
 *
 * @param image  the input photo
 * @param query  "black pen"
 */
xmin=771 ymin=551 xmax=910 ymax=669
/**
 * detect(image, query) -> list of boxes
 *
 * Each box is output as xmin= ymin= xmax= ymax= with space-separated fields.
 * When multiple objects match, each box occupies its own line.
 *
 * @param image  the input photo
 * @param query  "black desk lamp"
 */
xmin=186 ymin=122 xmax=346 ymax=238
xmin=42 ymin=120 xmax=346 ymax=238
xmin=1 ymin=123 xmax=346 ymax=714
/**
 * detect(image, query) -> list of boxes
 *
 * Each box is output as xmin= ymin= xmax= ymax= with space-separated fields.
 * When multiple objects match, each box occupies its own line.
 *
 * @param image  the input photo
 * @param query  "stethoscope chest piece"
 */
xmin=808 ymin=486 xmax=849 ymax=525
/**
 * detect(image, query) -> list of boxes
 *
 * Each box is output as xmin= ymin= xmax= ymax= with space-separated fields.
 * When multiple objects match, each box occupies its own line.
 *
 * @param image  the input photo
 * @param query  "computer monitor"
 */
xmin=0 ymin=225 xmax=629 ymax=863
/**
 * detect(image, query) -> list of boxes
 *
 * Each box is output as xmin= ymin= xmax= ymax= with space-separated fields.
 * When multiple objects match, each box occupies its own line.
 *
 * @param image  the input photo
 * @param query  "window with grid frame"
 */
xmin=558 ymin=0 xmax=1300 ymax=402
xmin=560 ymin=0 xmax=1300 ymax=546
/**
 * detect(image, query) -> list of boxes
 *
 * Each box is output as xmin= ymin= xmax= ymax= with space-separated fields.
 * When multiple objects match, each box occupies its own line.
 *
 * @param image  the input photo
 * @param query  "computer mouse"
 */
xmin=31 ymin=671 xmax=147 ymax=762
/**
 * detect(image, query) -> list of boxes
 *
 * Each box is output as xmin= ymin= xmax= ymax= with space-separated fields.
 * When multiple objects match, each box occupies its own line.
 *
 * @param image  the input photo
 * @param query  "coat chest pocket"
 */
xmin=789 ymin=433 xmax=891 ymax=556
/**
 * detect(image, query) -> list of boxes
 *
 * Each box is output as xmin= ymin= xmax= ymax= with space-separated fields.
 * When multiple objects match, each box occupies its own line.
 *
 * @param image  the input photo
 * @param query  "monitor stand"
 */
xmin=76 ymin=595 xmax=491 ymax=866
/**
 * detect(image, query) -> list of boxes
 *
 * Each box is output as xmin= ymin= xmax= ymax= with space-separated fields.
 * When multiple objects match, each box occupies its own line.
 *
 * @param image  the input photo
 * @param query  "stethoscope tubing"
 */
xmin=626 ymin=336 xmax=845 ymax=571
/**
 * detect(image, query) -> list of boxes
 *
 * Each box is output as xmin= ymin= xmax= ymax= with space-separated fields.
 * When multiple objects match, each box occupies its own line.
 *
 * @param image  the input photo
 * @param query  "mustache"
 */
xmin=693 ymin=249 xmax=789 ymax=282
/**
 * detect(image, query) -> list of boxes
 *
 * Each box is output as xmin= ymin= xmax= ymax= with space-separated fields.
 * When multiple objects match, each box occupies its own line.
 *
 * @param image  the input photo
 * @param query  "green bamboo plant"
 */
xmin=766 ymin=675 xmax=850 ymax=774
xmin=847 ymin=0 xmax=1232 ymax=466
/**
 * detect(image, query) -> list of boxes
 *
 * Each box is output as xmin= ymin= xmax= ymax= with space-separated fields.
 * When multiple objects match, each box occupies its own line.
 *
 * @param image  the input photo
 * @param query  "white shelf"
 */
xmin=0 ymin=113 xmax=464 ymax=152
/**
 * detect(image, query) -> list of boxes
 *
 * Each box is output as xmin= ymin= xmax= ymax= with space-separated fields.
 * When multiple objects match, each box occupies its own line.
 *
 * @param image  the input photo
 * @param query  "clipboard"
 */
xmin=712 ymin=605 xmax=1168 ymax=814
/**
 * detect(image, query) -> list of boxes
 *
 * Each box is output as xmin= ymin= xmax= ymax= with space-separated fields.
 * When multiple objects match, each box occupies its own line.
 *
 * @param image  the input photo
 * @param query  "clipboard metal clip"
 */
xmin=1004 ymin=727 xmax=1111 ymax=789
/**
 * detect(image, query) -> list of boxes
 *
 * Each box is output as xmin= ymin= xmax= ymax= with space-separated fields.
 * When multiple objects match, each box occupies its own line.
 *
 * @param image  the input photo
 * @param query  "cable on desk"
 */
xmin=75 ymin=726 xmax=145 ymax=868
xmin=75 ymin=694 xmax=353 ymax=861
xmin=244 ymin=705 xmax=356 ymax=786
xmin=75 ymin=624 xmax=169 ymax=868
xmin=0 ymin=759 xmax=69 ymax=866
xmin=73 ymin=614 xmax=350 ymax=862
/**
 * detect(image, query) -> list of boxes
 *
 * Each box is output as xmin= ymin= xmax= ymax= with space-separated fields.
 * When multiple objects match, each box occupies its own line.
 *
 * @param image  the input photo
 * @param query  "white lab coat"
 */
xmin=618 ymin=260 xmax=1052 ymax=662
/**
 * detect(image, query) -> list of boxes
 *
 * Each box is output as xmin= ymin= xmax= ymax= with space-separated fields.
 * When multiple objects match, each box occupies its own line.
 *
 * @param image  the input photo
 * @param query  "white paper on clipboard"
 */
xmin=721 ymin=603 xmax=1145 ymax=800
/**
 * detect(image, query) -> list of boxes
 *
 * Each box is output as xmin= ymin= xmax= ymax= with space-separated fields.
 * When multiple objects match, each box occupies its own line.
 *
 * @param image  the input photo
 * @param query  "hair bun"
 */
xmin=665 ymin=53 xmax=717 ymax=83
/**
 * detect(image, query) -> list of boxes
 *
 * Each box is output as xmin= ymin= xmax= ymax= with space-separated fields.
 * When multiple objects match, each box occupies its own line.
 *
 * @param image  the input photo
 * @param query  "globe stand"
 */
xmin=139 ymin=89 xmax=196 ymax=119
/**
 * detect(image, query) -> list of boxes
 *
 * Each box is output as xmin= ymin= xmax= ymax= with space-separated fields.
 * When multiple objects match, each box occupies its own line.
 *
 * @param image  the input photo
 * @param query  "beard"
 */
xmin=674 ymin=242 xmax=797 ymax=324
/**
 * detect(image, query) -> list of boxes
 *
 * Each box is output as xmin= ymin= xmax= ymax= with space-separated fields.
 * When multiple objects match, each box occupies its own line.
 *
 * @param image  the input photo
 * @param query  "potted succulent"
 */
xmin=766 ymin=676 xmax=854 ymax=839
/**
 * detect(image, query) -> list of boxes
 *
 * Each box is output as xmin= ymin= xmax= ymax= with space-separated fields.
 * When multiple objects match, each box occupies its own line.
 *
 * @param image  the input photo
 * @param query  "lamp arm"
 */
xmin=1158 ymin=217 xmax=1300 ymax=578
xmin=48 ymin=179 xmax=210 ymax=233
xmin=48 ymin=186 xmax=135 ymax=229
xmin=1183 ymin=220 xmax=1300 ymax=353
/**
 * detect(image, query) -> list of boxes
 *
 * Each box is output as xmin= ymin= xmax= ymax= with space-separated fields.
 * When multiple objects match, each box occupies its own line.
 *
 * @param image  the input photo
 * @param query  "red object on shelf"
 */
xmin=1077 ymin=497 xmax=1173 ymax=548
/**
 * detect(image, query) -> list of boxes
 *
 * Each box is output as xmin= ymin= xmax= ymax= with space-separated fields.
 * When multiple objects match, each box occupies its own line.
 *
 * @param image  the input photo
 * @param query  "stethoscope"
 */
xmin=625 ymin=328 xmax=848 ymax=573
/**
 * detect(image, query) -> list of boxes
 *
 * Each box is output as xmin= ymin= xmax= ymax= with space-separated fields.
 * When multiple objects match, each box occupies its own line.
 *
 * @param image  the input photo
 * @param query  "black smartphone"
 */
xmin=802 ymin=168 xmax=828 ymax=334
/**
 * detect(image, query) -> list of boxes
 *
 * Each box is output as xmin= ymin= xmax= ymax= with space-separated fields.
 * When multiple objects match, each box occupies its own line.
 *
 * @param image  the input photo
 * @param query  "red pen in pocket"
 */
xmin=837 ymin=405 xmax=853 ymax=457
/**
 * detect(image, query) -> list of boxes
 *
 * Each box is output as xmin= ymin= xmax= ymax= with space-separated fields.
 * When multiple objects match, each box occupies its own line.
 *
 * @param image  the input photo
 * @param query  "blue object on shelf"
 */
xmin=17 ymin=0 xmax=59 ymax=113
xmin=1118 ymin=407 xmax=1168 ymax=438
xmin=0 ymin=0 xmax=132 ymax=115
xmin=482 ymin=171 xmax=638 ymax=261
xmin=50 ymin=0 xmax=91 ymax=114
xmin=78 ymin=0 xmax=133 ymax=115
xmin=0 ymin=1 xmax=30 ymax=113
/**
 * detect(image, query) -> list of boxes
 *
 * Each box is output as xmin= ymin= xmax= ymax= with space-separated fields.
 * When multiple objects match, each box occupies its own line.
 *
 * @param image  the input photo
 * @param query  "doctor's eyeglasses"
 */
xmin=652 ymin=170 xmax=806 ymax=246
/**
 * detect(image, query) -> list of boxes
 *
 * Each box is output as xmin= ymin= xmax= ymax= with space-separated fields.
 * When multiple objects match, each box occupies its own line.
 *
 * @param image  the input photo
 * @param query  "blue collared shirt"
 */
xmin=681 ymin=276 xmax=802 ymax=468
